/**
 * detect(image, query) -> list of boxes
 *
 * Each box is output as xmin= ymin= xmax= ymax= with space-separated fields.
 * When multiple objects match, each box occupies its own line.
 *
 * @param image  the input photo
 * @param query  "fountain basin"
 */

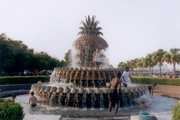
xmin=31 ymin=80 xmax=149 ymax=108
xmin=15 ymin=95 xmax=177 ymax=120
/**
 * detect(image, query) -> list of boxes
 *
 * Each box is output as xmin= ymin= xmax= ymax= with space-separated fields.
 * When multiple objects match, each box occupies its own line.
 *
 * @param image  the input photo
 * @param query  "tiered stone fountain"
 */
xmin=31 ymin=16 xmax=148 ymax=109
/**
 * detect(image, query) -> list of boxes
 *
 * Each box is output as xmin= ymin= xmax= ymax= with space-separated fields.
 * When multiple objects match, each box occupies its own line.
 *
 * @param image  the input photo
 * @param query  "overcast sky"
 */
xmin=0 ymin=0 xmax=180 ymax=66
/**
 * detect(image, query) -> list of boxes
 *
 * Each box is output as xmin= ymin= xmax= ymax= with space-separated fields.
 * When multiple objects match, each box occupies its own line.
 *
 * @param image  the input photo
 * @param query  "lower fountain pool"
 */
xmin=15 ymin=94 xmax=177 ymax=120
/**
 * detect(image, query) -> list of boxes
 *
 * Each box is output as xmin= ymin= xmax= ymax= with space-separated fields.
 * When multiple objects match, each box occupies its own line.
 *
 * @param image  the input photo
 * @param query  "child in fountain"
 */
xmin=121 ymin=67 xmax=131 ymax=87
xmin=29 ymin=91 xmax=38 ymax=108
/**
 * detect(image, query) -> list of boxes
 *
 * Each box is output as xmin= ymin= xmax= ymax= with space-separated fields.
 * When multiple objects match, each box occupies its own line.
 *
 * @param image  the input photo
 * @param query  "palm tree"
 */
xmin=127 ymin=60 xmax=135 ymax=70
xmin=163 ymin=48 xmax=180 ymax=76
xmin=153 ymin=49 xmax=166 ymax=76
xmin=170 ymin=48 xmax=180 ymax=75
xmin=144 ymin=54 xmax=156 ymax=75
xmin=132 ymin=58 xmax=140 ymax=70
xmin=118 ymin=61 xmax=128 ymax=70
xmin=135 ymin=58 xmax=144 ymax=75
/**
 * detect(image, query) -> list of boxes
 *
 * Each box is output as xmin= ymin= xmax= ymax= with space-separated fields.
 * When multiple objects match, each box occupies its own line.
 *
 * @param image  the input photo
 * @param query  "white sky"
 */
xmin=0 ymin=0 xmax=180 ymax=66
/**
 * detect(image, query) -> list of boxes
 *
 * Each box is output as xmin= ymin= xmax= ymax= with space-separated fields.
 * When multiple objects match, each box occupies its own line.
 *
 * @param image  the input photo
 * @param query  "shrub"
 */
xmin=172 ymin=102 xmax=180 ymax=120
xmin=132 ymin=76 xmax=180 ymax=86
xmin=0 ymin=76 xmax=49 ymax=84
xmin=0 ymin=99 xmax=24 ymax=120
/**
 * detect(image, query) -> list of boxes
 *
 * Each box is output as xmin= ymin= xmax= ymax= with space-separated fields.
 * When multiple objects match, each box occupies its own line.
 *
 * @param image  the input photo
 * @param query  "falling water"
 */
xmin=69 ymin=46 xmax=80 ymax=68
xmin=100 ymin=93 xmax=104 ymax=109
xmin=93 ymin=49 xmax=111 ymax=69
xmin=50 ymin=69 xmax=60 ymax=83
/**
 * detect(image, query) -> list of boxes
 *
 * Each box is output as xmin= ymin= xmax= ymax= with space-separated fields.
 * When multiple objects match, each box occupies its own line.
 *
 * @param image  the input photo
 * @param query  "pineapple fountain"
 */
xmin=31 ymin=16 xmax=148 ymax=109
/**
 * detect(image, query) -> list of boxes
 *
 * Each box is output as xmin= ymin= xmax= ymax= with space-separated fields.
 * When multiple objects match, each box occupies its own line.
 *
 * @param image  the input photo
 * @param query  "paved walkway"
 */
xmin=60 ymin=116 xmax=131 ymax=120
xmin=154 ymin=85 xmax=180 ymax=99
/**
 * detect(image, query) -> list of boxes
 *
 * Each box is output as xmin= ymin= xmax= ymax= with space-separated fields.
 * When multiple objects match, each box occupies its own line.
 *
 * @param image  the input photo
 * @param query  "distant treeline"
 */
xmin=0 ymin=33 xmax=67 ymax=75
xmin=118 ymin=48 xmax=180 ymax=76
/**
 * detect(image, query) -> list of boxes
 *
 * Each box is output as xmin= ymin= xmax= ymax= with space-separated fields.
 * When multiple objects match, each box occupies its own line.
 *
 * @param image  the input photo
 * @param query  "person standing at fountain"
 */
xmin=29 ymin=91 xmax=38 ymax=108
xmin=109 ymin=75 xmax=121 ymax=113
xmin=121 ymin=67 xmax=131 ymax=87
xmin=117 ymin=72 xmax=123 ymax=108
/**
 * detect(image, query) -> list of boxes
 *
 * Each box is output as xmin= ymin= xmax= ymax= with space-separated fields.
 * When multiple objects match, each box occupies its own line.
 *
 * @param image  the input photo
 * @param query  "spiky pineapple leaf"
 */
xmin=79 ymin=15 xmax=103 ymax=36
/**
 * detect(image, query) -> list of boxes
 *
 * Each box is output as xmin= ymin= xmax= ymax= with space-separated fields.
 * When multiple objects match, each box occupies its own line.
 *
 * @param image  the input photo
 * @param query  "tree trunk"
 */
xmin=173 ymin=62 xmax=176 ymax=78
xmin=149 ymin=67 xmax=151 ymax=76
xmin=159 ymin=63 xmax=162 ymax=77
xmin=151 ymin=67 xmax=154 ymax=75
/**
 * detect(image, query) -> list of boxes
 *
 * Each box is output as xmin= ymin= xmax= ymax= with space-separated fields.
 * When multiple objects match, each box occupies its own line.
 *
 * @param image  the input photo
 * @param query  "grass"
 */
xmin=172 ymin=102 xmax=180 ymax=120
xmin=132 ymin=76 xmax=180 ymax=86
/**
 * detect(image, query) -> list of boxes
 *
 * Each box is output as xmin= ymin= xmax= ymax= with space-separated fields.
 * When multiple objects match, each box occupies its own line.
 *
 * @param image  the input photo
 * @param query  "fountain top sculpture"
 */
xmin=73 ymin=15 xmax=109 ymax=68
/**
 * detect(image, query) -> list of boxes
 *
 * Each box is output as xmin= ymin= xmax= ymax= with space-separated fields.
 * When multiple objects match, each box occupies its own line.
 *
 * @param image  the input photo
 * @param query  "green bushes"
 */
xmin=0 ymin=99 xmax=24 ymax=120
xmin=0 ymin=76 xmax=49 ymax=84
xmin=0 ymin=34 xmax=66 ymax=75
xmin=132 ymin=76 xmax=180 ymax=86
xmin=172 ymin=102 xmax=180 ymax=120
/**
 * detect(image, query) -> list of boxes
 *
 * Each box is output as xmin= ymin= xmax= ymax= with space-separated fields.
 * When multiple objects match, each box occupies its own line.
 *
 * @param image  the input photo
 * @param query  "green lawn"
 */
xmin=132 ymin=76 xmax=180 ymax=86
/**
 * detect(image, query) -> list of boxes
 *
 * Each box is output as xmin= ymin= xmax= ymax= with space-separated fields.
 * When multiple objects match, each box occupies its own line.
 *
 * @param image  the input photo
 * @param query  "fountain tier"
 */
xmin=31 ymin=67 xmax=148 ymax=108
xmin=50 ymin=68 xmax=119 ymax=87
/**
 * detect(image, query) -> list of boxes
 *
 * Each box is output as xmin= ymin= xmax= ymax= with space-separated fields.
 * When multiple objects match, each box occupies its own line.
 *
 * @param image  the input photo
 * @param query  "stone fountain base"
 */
xmin=60 ymin=115 xmax=130 ymax=120
xmin=31 ymin=82 xmax=149 ymax=109
xmin=15 ymin=94 xmax=177 ymax=120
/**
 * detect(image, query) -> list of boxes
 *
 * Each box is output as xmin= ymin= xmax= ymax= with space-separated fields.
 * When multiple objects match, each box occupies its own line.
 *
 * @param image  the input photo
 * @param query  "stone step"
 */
xmin=60 ymin=116 xmax=130 ymax=120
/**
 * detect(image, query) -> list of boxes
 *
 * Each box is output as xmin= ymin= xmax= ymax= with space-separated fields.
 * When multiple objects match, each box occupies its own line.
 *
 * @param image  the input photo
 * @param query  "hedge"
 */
xmin=172 ymin=102 xmax=180 ymax=120
xmin=0 ymin=76 xmax=49 ymax=84
xmin=132 ymin=76 xmax=180 ymax=86
xmin=0 ymin=99 xmax=24 ymax=120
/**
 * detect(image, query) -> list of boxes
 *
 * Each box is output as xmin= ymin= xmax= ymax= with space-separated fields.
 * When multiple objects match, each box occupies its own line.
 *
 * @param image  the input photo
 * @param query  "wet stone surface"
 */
xmin=15 ymin=95 xmax=177 ymax=120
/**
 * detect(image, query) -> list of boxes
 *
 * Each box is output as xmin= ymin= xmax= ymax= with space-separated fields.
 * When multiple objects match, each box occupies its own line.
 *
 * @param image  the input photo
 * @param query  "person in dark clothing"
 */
xmin=78 ymin=88 xmax=83 ymax=108
xmin=148 ymin=82 xmax=158 ymax=96
xmin=148 ymin=85 xmax=153 ymax=95
xmin=118 ymin=89 xmax=123 ymax=108
xmin=109 ymin=89 xmax=119 ymax=111
xmin=94 ymin=93 xmax=100 ymax=108
xmin=86 ymin=93 xmax=92 ymax=108
xmin=61 ymin=93 xmax=66 ymax=106
xmin=108 ymin=76 xmax=121 ymax=113
xmin=73 ymin=90 xmax=79 ymax=107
